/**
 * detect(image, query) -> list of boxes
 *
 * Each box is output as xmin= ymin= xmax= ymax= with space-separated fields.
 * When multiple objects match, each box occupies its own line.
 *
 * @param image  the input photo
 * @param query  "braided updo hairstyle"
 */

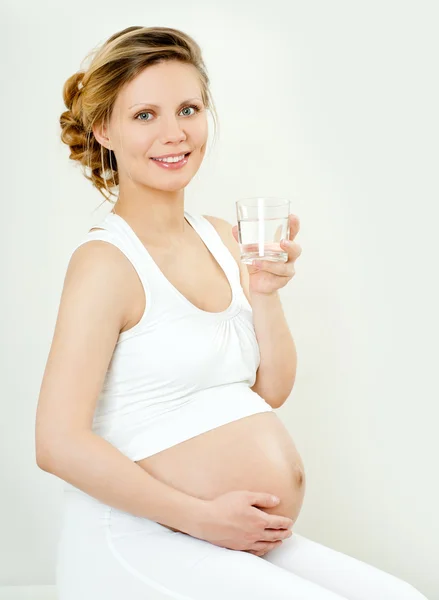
xmin=60 ymin=26 xmax=219 ymax=203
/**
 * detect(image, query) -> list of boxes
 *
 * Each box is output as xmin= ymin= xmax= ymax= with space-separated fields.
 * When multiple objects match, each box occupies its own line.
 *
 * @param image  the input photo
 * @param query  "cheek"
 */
xmin=192 ymin=118 xmax=208 ymax=146
xmin=195 ymin=136 xmax=208 ymax=159
xmin=124 ymin=126 xmax=154 ymax=156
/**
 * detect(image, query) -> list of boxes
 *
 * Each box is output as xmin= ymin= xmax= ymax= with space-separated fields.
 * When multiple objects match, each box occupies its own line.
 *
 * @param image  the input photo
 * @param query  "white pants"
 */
xmin=56 ymin=489 xmax=428 ymax=600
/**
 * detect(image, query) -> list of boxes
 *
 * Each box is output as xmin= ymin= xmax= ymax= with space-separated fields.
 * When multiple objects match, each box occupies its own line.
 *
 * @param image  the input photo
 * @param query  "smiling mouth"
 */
xmin=151 ymin=152 xmax=191 ymax=162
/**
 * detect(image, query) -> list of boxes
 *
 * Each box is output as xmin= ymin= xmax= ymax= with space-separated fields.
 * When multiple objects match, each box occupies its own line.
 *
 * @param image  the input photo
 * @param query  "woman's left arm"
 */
xmin=205 ymin=214 xmax=302 ymax=410
xmin=248 ymin=289 xmax=297 ymax=409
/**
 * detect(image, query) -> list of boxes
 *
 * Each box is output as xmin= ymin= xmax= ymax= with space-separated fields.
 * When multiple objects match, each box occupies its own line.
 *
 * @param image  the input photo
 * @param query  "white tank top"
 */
xmin=64 ymin=210 xmax=272 ymax=487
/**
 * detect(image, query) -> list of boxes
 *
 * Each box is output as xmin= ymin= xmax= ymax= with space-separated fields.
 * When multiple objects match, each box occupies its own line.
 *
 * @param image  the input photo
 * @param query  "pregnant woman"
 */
xmin=35 ymin=26 xmax=427 ymax=599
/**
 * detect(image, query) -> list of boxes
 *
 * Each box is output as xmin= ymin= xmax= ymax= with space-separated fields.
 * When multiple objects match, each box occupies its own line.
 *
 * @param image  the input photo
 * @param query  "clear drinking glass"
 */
xmin=236 ymin=197 xmax=290 ymax=264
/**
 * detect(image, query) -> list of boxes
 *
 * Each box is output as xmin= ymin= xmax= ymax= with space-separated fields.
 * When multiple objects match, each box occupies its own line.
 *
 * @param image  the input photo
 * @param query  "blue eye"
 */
xmin=135 ymin=112 xmax=151 ymax=121
xmin=135 ymin=104 xmax=201 ymax=122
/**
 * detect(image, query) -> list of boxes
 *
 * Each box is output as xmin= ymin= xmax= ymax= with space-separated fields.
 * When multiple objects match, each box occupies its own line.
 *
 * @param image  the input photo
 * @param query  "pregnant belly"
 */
xmin=135 ymin=411 xmax=306 ymax=532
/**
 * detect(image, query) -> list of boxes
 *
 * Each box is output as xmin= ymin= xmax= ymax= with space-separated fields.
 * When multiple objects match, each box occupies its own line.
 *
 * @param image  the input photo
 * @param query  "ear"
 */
xmin=92 ymin=120 xmax=112 ymax=151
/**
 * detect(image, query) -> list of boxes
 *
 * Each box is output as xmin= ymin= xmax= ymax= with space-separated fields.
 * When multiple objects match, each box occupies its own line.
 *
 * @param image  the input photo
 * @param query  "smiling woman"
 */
xmin=59 ymin=27 xmax=219 ymax=201
xmin=38 ymin=25 xmax=430 ymax=600
xmin=90 ymin=59 xmax=210 ymax=193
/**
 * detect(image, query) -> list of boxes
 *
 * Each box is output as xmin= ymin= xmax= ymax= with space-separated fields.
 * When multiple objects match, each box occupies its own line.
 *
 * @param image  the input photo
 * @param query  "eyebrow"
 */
xmin=129 ymin=97 xmax=203 ymax=110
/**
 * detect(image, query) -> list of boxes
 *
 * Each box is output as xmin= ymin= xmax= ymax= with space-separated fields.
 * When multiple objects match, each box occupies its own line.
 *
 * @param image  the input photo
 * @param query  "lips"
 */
xmin=150 ymin=152 xmax=191 ymax=170
xmin=151 ymin=152 xmax=191 ymax=161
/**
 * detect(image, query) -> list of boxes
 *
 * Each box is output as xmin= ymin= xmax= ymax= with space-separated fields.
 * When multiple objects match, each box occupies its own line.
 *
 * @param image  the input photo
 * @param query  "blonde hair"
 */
xmin=59 ymin=26 xmax=219 ymax=205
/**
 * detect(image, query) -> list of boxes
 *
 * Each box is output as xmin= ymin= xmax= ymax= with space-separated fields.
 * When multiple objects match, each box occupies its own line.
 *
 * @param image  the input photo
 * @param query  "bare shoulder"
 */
xmin=66 ymin=239 xmax=136 ymax=321
xmin=202 ymin=214 xmax=251 ymax=305
xmin=202 ymin=214 xmax=239 ymax=262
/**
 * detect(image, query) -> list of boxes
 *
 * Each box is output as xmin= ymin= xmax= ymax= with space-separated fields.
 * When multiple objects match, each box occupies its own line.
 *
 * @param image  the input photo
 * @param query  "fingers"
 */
xmin=263 ymin=528 xmax=293 ymax=542
xmin=252 ymin=254 xmax=298 ymax=275
xmin=266 ymin=516 xmax=294 ymax=530
xmin=281 ymin=239 xmax=302 ymax=259
xmin=288 ymin=214 xmax=300 ymax=240
xmin=249 ymin=540 xmax=283 ymax=553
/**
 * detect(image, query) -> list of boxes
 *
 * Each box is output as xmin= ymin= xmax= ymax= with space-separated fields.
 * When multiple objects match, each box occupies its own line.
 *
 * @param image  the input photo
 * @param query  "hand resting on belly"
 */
xmin=137 ymin=412 xmax=307 ymax=555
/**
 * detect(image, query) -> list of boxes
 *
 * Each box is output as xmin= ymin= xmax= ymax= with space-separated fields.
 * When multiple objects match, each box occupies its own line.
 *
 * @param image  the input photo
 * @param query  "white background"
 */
xmin=1 ymin=0 xmax=438 ymax=598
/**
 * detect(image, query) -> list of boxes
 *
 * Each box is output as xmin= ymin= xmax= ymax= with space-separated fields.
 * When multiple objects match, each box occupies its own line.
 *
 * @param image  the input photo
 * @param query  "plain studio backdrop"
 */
xmin=1 ymin=1 xmax=438 ymax=598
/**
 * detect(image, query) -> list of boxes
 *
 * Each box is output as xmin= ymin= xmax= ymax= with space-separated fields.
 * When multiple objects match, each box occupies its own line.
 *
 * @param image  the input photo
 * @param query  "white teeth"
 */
xmin=153 ymin=154 xmax=186 ymax=163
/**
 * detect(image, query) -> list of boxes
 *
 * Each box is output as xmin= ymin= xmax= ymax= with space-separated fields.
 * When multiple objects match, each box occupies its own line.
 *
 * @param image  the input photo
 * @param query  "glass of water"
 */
xmin=236 ymin=197 xmax=290 ymax=264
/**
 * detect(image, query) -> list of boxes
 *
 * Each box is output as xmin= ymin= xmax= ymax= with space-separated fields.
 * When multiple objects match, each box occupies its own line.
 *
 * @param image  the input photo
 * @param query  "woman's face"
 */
xmin=99 ymin=60 xmax=209 ymax=192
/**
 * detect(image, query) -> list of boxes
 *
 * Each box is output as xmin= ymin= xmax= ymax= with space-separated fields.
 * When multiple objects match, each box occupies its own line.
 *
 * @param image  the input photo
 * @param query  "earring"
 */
xmin=100 ymin=142 xmax=117 ymax=203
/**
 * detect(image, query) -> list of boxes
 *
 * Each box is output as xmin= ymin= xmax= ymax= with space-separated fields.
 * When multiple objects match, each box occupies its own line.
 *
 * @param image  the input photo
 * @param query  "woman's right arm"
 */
xmin=35 ymin=239 xmax=204 ymax=534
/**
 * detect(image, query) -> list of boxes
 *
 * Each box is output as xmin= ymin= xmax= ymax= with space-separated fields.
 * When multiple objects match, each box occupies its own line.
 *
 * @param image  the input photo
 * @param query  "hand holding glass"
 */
xmin=236 ymin=197 xmax=290 ymax=265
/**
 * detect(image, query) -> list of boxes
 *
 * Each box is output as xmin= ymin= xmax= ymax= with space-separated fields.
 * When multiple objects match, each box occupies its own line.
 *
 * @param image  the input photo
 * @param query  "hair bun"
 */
xmin=62 ymin=72 xmax=85 ymax=112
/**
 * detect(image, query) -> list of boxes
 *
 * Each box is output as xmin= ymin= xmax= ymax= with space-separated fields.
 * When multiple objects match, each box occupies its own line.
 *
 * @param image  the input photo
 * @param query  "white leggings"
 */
xmin=56 ymin=489 xmax=428 ymax=600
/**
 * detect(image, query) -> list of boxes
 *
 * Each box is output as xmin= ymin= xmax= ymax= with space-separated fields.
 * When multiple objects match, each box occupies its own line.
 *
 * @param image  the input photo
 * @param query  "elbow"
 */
xmin=36 ymin=460 xmax=50 ymax=472
xmin=254 ymin=389 xmax=288 ymax=409
xmin=269 ymin=381 xmax=296 ymax=409
xmin=35 ymin=428 xmax=91 ymax=472
xmin=36 ymin=446 xmax=54 ymax=472
xmin=35 ymin=428 xmax=54 ymax=471
xmin=251 ymin=390 xmax=286 ymax=410
xmin=35 ymin=425 xmax=72 ymax=472
xmin=36 ymin=457 xmax=49 ymax=472
xmin=267 ymin=394 xmax=288 ymax=410
xmin=35 ymin=433 xmax=64 ymax=472
xmin=253 ymin=379 xmax=295 ymax=409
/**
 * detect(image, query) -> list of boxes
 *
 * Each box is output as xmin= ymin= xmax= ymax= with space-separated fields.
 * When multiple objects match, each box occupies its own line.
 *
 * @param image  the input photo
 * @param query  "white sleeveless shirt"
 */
xmin=65 ymin=210 xmax=273 ymax=472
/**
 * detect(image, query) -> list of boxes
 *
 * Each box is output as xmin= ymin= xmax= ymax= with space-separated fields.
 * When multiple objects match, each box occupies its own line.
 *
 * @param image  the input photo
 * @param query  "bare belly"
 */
xmin=135 ymin=411 xmax=306 ymax=532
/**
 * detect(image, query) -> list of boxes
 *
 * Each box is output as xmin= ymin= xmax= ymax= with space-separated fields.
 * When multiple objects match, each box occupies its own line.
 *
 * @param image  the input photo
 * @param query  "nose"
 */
xmin=159 ymin=116 xmax=187 ymax=144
